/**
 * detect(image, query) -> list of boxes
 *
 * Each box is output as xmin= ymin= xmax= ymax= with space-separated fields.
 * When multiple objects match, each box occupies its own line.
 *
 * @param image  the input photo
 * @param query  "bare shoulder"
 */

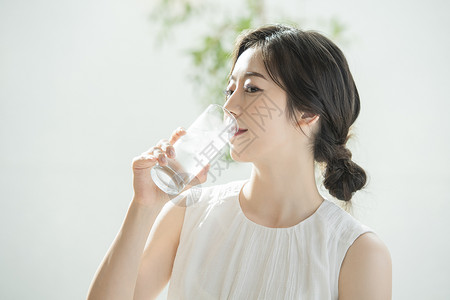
xmin=338 ymin=232 xmax=392 ymax=300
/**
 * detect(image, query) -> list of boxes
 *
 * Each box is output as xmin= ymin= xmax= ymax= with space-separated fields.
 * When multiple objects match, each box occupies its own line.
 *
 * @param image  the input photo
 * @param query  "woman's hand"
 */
xmin=131 ymin=127 xmax=210 ymax=206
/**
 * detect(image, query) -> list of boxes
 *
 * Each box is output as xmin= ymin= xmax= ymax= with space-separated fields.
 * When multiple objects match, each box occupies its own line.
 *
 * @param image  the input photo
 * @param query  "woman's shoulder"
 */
xmin=313 ymin=200 xmax=391 ymax=296
xmin=311 ymin=199 xmax=377 ymax=268
xmin=315 ymin=199 xmax=373 ymax=241
xmin=338 ymin=232 xmax=392 ymax=297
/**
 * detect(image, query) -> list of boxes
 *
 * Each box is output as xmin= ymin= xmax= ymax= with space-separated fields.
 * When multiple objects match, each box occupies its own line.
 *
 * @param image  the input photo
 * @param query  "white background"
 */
xmin=1 ymin=0 xmax=449 ymax=299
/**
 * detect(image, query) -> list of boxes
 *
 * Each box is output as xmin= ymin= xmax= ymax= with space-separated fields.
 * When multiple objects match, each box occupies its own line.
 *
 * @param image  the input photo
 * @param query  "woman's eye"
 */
xmin=224 ymin=89 xmax=234 ymax=98
xmin=224 ymin=85 xmax=260 ymax=99
xmin=244 ymin=85 xmax=260 ymax=93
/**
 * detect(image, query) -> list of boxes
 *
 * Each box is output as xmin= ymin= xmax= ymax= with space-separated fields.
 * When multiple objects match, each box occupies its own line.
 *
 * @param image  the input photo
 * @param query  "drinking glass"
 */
xmin=151 ymin=104 xmax=238 ymax=195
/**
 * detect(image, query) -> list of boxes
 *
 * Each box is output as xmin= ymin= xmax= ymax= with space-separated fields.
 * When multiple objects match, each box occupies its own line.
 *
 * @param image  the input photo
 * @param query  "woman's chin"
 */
xmin=230 ymin=147 xmax=249 ymax=162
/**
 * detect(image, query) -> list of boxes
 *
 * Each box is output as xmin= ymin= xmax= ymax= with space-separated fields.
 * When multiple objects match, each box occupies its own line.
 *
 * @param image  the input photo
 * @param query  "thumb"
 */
xmin=182 ymin=164 xmax=210 ymax=193
xmin=195 ymin=164 xmax=210 ymax=185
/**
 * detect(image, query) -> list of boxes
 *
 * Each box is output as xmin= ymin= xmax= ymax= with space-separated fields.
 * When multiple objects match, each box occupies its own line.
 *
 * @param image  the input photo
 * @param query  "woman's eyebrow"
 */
xmin=230 ymin=71 xmax=267 ymax=82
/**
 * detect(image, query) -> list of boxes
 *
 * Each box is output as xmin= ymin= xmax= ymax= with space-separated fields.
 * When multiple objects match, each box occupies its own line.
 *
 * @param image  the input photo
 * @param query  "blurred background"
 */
xmin=1 ymin=0 xmax=449 ymax=299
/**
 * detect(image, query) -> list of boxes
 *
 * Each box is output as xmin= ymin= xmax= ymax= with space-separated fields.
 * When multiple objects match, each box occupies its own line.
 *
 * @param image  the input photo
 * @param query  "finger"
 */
xmin=165 ymin=144 xmax=176 ymax=159
xmin=152 ymin=148 xmax=168 ymax=166
xmin=169 ymin=127 xmax=186 ymax=145
xmin=143 ymin=146 xmax=159 ymax=156
xmin=157 ymin=140 xmax=176 ymax=159
xmin=191 ymin=164 xmax=210 ymax=186
xmin=157 ymin=140 xmax=175 ymax=158
xmin=178 ymin=164 xmax=210 ymax=194
xmin=197 ymin=164 xmax=210 ymax=181
xmin=156 ymin=139 xmax=170 ymax=148
xmin=132 ymin=153 xmax=157 ymax=170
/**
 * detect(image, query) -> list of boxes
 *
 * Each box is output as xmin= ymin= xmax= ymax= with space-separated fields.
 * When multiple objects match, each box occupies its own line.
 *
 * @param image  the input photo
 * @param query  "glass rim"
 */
xmin=209 ymin=103 xmax=238 ymax=135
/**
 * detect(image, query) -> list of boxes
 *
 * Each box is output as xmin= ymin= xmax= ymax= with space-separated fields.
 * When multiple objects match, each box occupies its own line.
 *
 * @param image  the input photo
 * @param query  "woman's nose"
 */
xmin=223 ymin=94 xmax=241 ymax=118
xmin=224 ymin=102 xmax=237 ymax=120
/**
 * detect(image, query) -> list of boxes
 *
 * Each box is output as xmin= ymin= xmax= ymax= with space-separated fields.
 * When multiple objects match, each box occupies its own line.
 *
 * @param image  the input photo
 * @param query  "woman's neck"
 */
xmin=240 ymin=155 xmax=324 ymax=228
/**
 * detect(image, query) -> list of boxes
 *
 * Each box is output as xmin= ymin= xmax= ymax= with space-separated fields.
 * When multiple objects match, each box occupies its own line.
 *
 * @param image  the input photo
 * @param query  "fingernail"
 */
xmin=161 ymin=156 xmax=167 ymax=164
xmin=168 ymin=149 xmax=175 ymax=157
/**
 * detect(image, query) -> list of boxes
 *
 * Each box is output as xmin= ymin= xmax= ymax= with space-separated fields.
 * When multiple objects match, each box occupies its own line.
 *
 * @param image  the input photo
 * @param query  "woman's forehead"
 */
xmin=231 ymin=48 xmax=267 ymax=79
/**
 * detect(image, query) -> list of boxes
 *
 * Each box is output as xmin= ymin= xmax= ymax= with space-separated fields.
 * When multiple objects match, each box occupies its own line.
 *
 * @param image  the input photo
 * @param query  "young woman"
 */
xmin=87 ymin=24 xmax=392 ymax=299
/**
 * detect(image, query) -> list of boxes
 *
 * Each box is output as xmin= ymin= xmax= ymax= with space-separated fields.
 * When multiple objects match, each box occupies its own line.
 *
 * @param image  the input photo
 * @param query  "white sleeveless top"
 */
xmin=167 ymin=179 xmax=372 ymax=299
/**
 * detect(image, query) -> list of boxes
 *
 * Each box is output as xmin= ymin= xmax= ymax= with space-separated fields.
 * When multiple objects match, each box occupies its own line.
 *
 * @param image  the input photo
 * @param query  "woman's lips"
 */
xmin=234 ymin=128 xmax=248 ymax=137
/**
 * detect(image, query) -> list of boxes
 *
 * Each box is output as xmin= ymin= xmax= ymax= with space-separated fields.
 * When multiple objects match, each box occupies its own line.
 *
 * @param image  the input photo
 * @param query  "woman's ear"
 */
xmin=299 ymin=112 xmax=320 ymax=126
xmin=297 ymin=112 xmax=320 ymax=137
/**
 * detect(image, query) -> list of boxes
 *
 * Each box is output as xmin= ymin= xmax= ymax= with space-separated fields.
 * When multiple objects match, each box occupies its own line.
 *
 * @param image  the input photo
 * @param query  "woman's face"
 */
xmin=224 ymin=47 xmax=304 ymax=163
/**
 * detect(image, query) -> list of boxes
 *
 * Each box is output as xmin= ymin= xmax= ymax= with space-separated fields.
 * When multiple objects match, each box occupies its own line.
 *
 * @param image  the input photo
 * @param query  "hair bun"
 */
xmin=331 ymin=145 xmax=352 ymax=161
xmin=323 ymin=146 xmax=367 ymax=201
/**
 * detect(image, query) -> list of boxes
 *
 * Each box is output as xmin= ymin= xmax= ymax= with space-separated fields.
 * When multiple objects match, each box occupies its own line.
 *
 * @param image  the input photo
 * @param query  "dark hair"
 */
xmin=230 ymin=24 xmax=366 ymax=201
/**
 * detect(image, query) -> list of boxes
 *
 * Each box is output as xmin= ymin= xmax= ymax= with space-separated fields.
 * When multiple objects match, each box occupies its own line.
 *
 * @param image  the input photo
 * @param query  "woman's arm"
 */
xmin=86 ymin=127 xmax=209 ymax=300
xmin=86 ymin=200 xmax=167 ymax=300
xmin=338 ymin=232 xmax=392 ymax=299
xmin=133 ymin=200 xmax=186 ymax=299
